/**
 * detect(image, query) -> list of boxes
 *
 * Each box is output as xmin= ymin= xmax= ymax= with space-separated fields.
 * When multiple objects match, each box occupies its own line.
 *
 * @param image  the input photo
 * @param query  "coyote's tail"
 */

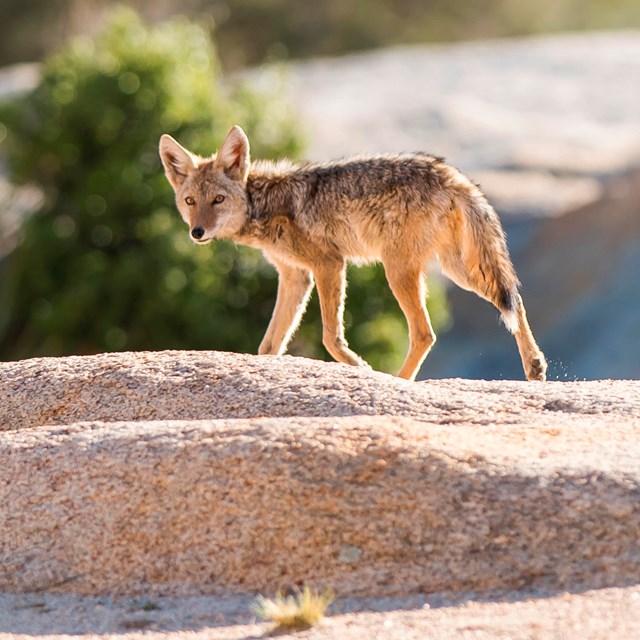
xmin=454 ymin=191 xmax=520 ymax=333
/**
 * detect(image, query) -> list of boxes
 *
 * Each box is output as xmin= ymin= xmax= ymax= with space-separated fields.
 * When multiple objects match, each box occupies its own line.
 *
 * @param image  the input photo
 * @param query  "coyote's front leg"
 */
xmin=259 ymin=260 xmax=314 ymax=356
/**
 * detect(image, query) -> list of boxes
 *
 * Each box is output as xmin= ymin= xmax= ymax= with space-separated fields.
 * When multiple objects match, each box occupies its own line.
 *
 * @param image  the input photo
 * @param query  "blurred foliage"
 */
xmin=0 ymin=7 xmax=447 ymax=372
xmin=1 ymin=0 xmax=640 ymax=68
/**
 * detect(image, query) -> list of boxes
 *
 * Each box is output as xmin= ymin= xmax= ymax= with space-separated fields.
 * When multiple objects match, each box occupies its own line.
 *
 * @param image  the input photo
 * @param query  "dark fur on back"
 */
xmin=246 ymin=154 xmax=447 ymax=222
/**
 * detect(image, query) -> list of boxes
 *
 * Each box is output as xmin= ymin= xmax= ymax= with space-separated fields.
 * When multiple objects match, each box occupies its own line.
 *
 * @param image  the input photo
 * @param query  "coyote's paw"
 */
xmin=526 ymin=356 xmax=547 ymax=382
xmin=345 ymin=355 xmax=372 ymax=370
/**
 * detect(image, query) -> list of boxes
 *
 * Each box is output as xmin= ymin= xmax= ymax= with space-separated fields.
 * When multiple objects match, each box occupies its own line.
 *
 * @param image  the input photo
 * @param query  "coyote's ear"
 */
xmin=159 ymin=134 xmax=198 ymax=191
xmin=215 ymin=125 xmax=250 ymax=183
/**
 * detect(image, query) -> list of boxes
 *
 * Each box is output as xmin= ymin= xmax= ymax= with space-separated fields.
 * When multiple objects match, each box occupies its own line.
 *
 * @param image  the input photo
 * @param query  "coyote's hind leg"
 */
xmin=511 ymin=293 xmax=547 ymax=381
xmin=441 ymin=256 xmax=547 ymax=381
xmin=383 ymin=259 xmax=436 ymax=381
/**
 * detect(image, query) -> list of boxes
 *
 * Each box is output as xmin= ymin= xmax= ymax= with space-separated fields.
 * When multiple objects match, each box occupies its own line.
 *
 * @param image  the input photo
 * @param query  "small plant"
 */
xmin=252 ymin=586 xmax=334 ymax=630
xmin=128 ymin=597 xmax=160 ymax=612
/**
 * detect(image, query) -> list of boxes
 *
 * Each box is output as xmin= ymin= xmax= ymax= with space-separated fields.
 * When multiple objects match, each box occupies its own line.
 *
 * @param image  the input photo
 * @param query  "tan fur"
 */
xmin=159 ymin=126 xmax=547 ymax=381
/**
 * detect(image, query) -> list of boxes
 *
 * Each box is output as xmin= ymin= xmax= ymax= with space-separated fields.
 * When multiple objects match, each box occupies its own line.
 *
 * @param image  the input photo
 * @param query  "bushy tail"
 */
xmin=453 ymin=191 xmax=520 ymax=333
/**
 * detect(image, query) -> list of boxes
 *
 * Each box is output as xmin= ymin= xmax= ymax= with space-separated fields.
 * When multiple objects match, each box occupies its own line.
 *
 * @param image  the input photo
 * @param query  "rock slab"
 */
xmin=1 ymin=351 xmax=639 ymax=598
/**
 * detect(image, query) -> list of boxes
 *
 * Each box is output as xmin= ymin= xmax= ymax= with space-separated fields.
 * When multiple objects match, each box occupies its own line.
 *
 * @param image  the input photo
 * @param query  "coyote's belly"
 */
xmin=303 ymin=203 xmax=439 ymax=264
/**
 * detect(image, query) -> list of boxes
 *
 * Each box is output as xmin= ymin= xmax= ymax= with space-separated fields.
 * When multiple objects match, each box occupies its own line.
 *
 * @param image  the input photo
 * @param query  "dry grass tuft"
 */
xmin=252 ymin=586 xmax=334 ymax=630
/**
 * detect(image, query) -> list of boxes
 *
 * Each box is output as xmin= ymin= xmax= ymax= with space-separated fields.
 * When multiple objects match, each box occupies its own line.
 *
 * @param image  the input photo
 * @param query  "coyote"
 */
xmin=160 ymin=125 xmax=546 ymax=381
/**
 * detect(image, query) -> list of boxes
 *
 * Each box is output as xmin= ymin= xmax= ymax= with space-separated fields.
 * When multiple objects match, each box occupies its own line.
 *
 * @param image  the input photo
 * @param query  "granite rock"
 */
xmin=1 ymin=351 xmax=639 ymax=597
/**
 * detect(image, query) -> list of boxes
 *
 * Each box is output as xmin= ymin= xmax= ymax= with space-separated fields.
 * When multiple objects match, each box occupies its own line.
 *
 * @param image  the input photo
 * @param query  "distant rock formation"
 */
xmin=286 ymin=32 xmax=640 ymax=213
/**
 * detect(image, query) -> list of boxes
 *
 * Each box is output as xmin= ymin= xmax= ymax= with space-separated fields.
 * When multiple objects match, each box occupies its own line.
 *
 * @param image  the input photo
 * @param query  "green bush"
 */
xmin=0 ymin=7 xmax=447 ymax=373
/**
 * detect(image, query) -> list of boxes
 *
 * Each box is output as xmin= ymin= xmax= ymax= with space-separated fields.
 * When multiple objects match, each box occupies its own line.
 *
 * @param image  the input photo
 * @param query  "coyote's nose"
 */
xmin=191 ymin=226 xmax=205 ymax=240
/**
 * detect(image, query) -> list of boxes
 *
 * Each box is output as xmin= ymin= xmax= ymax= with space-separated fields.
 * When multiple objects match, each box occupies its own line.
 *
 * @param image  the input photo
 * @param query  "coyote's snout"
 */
xmin=160 ymin=125 xmax=547 ymax=381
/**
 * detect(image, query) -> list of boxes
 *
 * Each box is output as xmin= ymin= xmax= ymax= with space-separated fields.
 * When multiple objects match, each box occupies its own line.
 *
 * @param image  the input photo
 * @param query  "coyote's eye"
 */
xmin=185 ymin=196 xmax=196 ymax=206
xmin=213 ymin=194 xmax=225 ymax=205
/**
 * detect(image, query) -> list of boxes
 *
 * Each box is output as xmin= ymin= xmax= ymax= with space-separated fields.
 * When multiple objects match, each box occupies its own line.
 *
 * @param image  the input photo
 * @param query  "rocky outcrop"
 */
xmin=2 ymin=351 xmax=638 ymax=431
xmin=1 ymin=351 xmax=639 ymax=599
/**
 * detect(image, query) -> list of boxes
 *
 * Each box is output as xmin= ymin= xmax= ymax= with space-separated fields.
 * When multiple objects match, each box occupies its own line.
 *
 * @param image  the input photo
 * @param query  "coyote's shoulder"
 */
xmin=159 ymin=125 xmax=547 ymax=382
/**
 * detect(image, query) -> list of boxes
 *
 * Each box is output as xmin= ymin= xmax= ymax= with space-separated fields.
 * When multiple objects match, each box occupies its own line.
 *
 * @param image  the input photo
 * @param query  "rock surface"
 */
xmin=1 ymin=350 xmax=639 ymax=603
xmin=2 ymin=350 xmax=639 ymax=431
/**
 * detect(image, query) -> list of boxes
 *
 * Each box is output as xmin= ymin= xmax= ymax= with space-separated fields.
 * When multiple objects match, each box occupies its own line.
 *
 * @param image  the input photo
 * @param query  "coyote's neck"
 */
xmin=245 ymin=160 xmax=301 ymax=219
xmin=226 ymin=160 xmax=301 ymax=246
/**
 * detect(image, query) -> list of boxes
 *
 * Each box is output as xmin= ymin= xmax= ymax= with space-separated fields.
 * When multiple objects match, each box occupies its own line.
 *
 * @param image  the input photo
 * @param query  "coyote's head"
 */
xmin=159 ymin=125 xmax=250 ymax=244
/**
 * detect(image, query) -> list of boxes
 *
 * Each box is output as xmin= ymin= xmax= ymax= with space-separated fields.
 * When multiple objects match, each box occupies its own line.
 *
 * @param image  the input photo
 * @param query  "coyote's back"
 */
xmin=160 ymin=125 xmax=547 ymax=381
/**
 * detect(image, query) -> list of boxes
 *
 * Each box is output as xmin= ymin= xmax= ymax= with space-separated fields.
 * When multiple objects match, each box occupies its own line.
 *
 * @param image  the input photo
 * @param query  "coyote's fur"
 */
xmin=160 ymin=125 xmax=546 ymax=381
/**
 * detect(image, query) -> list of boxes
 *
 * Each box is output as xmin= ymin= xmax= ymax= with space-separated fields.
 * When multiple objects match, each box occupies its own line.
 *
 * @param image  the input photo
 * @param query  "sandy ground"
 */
xmin=3 ymin=584 xmax=640 ymax=639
